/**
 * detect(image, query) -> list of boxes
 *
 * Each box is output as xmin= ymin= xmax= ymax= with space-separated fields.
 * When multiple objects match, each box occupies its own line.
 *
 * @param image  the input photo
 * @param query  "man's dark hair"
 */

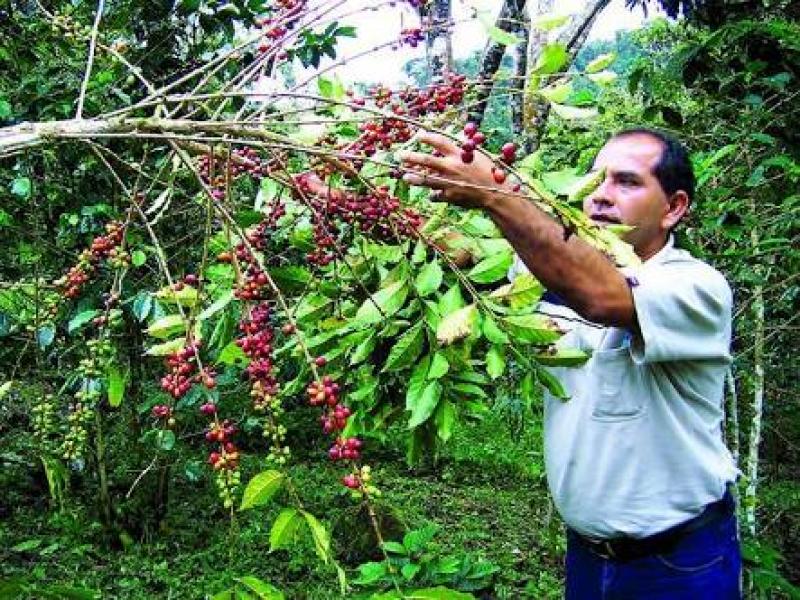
xmin=611 ymin=128 xmax=695 ymax=203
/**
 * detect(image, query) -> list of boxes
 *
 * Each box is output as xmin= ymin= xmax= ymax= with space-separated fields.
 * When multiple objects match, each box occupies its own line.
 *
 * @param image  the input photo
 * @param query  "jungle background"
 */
xmin=0 ymin=0 xmax=798 ymax=598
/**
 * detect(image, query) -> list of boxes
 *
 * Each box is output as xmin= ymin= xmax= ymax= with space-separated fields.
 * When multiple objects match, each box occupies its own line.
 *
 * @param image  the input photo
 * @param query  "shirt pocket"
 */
xmin=590 ymin=347 xmax=644 ymax=421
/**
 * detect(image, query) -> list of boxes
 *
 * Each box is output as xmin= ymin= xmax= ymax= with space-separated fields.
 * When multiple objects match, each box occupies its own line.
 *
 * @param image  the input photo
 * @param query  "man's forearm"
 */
xmin=484 ymin=190 xmax=636 ymax=329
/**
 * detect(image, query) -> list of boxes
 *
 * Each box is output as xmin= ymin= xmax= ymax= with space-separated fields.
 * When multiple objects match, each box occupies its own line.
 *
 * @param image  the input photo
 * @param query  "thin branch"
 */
xmin=76 ymin=0 xmax=106 ymax=119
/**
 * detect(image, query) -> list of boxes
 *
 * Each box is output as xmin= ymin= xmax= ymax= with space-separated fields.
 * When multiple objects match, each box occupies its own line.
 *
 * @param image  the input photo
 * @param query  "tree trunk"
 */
xmin=467 ymin=0 xmax=527 ymax=126
xmin=510 ymin=21 xmax=529 ymax=137
xmin=744 ymin=200 xmax=764 ymax=537
xmin=421 ymin=0 xmax=452 ymax=81
xmin=521 ymin=0 xmax=610 ymax=154
xmin=724 ymin=367 xmax=740 ymax=466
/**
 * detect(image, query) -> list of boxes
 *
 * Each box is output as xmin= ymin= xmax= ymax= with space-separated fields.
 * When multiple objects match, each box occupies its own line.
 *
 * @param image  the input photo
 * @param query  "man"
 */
xmin=399 ymin=128 xmax=741 ymax=599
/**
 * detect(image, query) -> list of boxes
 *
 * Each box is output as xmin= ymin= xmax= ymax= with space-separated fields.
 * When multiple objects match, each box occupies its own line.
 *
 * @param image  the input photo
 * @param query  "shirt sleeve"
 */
xmin=629 ymin=261 xmax=733 ymax=364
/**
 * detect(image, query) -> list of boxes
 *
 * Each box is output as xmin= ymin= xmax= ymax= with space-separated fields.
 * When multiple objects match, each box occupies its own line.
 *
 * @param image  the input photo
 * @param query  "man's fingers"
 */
xmin=397 ymin=150 xmax=445 ymax=171
xmin=402 ymin=170 xmax=448 ymax=189
xmin=413 ymin=131 xmax=458 ymax=155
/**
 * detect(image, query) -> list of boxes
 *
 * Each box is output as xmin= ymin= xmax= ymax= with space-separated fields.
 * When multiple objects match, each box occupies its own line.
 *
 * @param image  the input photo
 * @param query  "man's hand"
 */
xmin=398 ymin=132 xmax=511 ymax=209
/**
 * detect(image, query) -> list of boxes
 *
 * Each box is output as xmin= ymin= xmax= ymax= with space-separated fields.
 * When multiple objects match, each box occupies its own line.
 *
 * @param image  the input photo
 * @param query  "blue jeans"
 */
xmin=565 ymin=501 xmax=742 ymax=599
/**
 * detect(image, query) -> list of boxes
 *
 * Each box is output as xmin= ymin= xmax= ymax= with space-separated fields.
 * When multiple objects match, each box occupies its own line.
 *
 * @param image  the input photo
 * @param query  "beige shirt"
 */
xmin=515 ymin=237 xmax=739 ymax=539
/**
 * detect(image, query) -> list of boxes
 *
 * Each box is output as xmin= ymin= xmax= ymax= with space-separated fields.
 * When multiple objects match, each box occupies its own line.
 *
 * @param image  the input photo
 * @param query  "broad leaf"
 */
xmin=240 ymin=470 xmax=284 ymax=511
xmin=414 ymin=261 xmax=443 ymax=297
xmin=467 ymin=251 xmax=513 ymax=284
xmin=36 ymin=325 xmax=55 ymax=350
xmin=486 ymin=345 xmax=506 ymax=379
xmin=427 ymin=353 xmax=449 ymax=380
xmin=145 ymin=315 xmax=186 ymax=339
xmin=436 ymin=304 xmax=477 ymax=346
xmin=235 ymin=576 xmax=284 ymax=600
xmin=405 ymin=355 xmax=431 ymax=410
xmin=535 ymin=347 xmax=590 ymax=367
xmin=106 ymin=365 xmax=127 ymax=407
xmin=437 ymin=285 xmax=464 ymax=316
xmin=269 ymin=508 xmax=303 ymax=552
xmin=501 ymin=314 xmax=562 ymax=345
xmin=482 ymin=315 xmax=509 ymax=344
xmin=145 ymin=338 xmax=186 ymax=357
xmin=68 ymin=310 xmax=100 ymax=334
xmin=154 ymin=285 xmax=199 ymax=307
xmin=408 ymin=380 xmax=442 ymax=429
xmin=532 ymin=13 xmax=570 ymax=31
xmin=477 ymin=12 xmax=520 ymax=46
xmin=132 ymin=292 xmax=153 ymax=322
xmin=588 ymin=70 xmax=618 ymax=85
xmin=354 ymin=280 xmax=408 ymax=325
xmin=198 ymin=290 xmax=234 ymax=321
xmin=533 ymin=43 xmax=569 ymax=74
xmin=301 ymin=511 xmax=331 ymax=563
xmin=383 ymin=322 xmax=425 ymax=371
xmin=434 ymin=399 xmax=455 ymax=442
xmin=539 ymin=81 xmax=573 ymax=103
xmin=585 ymin=52 xmax=616 ymax=73
xmin=551 ymin=104 xmax=598 ymax=120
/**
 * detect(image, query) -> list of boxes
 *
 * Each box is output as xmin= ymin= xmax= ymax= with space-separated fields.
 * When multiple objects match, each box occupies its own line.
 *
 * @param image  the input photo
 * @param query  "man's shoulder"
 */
xmin=645 ymin=245 xmax=732 ymax=298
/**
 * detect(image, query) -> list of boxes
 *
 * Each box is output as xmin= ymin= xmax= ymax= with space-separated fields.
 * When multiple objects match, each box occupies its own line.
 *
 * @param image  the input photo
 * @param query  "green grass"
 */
xmin=0 ymin=410 xmax=564 ymax=599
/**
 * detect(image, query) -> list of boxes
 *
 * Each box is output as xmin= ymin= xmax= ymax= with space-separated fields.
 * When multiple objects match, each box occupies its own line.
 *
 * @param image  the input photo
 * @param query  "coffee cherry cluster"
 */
xmin=399 ymin=27 xmax=424 ymax=48
xmin=160 ymin=342 xmax=201 ymax=399
xmin=50 ymin=12 xmax=94 ymax=41
xmin=61 ymin=339 xmax=113 ymax=460
xmin=204 ymin=417 xmax=242 ymax=509
xmin=328 ymin=436 xmax=362 ymax=461
xmin=227 ymin=210 xmax=285 ymax=298
xmin=199 ymin=147 xmax=271 ymax=200
xmin=55 ymin=221 xmax=126 ymax=299
xmin=342 ymin=465 xmax=375 ymax=493
xmin=255 ymin=0 xmax=306 ymax=54
xmin=459 ymin=121 xmax=486 ymax=164
xmin=237 ymin=303 xmax=289 ymax=464
xmin=295 ymin=176 xmax=423 ymax=266
xmin=32 ymin=394 xmax=59 ymax=455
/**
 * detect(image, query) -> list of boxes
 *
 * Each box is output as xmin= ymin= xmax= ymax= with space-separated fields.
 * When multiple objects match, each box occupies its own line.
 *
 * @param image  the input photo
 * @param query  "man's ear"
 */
xmin=663 ymin=190 xmax=690 ymax=230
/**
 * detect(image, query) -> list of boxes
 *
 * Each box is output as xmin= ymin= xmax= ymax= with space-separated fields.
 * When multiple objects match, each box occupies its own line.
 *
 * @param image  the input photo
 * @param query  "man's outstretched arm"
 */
xmin=399 ymin=132 xmax=636 ymax=329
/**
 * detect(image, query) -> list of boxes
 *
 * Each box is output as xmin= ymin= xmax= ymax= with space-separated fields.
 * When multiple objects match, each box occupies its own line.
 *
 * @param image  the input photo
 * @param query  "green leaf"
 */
xmin=10 ymin=177 xmax=31 ymax=199
xmin=131 ymin=249 xmax=147 ymax=267
xmin=36 ymin=325 xmax=55 ymax=350
xmin=354 ymin=280 xmax=408 ymax=325
xmin=301 ymin=511 xmax=331 ymax=563
xmin=145 ymin=314 xmax=186 ymax=339
xmin=551 ymin=104 xmax=598 ymax=120
xmin=269 ymin=266 xmax=311 ymax=292
xmin=535 ymin=347 xmax=590 ymax=367
xmin=434 ymin=399 xmax=455 ymax=442
xmin=269 ymin=508 xmax=303 ymax=552
xmin=403 ymin=587 xmax=475 ymax=599
xmin=12 ymin=539 xmax=42 ymax=552
xmin=132 ymin=292 xmax=153 ymax=322
xmin=145 ymin=338 xmax=186 ymax=357
xmin=408 ymin=380 xmax=442 ymax=429
xmin=380 ymin=541 xmax=408 ymax=555
xmin=235 ymin=577 xmax=284 ymax=600
xmin=217 ymin=341 xmax=248 ymax=365
xmin=401 ymin=563 xmax=421 ymax=580
xmin=490 ymin=273 xmax=544 ymax=309
xmin=538 ymin=366 xmax=569 ymax=400
xmin=295 ymin=293 xmax=332 ymax=323
xmin=154 ymin=285 xmax=199 ymax=308
xmin=240 ymin=470 xmax=284 ymax=511
xmin=198 ymin=290 xmax=234 ymax=321
xmin=156 ymin=430 xmax=176 ymax=451
xmin=539 ymin=81 xmax=573 ymax=103
xmin=427 ymin=353 xmax=449 ymax=380
xmin=436 ymin=304 xmax=477 ymax=346
xmin=467 ymin=251 xmax=513 ymax=284
xmin=0 ymin=381 xmax=12 ymax=400
xmin=106 ymin=365 xmax=126 ymax=407
xmin=588 ymin=70 xmax=618 ymax=85
xmin=533 ymin=42 xmax=569 ymax=74
xmin=482 ymin=314 xmax=509 ymax=344
xmin=350 ymin=333 xmax=377 ymax=365
xmin=532 ymin=13 xmax=570 ymax=31
xmin=438 ymin=285 xmax=464 ymax=316
xmin=477 ymin=12 xmax=521 ymax=46
xmin=0 ymin=99 xmax=11 ymax=119
xmin=414 ymin=261 xmax=443 ymax=297
xmin=383 ymin=322 xmax=425 ymax=371
xmin=403 ymin=525 xmax=438 ymax=553
xmin=501 ymin=314 xmax=562 ymax=345
xmin=405 ymin=355 xmax=431 ymax=410
xmin=68 ymin=310 xmax=99 ymax=334
xmin=585 ymin=52 xmax=616 ymax=73
xmin=353 ymin=561 xmax=388 ymax=585
xmin=486 ymin=345 xmax=506 ymax=379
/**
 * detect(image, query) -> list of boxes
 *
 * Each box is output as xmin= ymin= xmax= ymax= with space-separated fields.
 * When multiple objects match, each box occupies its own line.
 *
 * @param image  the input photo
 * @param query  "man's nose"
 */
xmin=587 ymin=178 xmax=614 ymax=206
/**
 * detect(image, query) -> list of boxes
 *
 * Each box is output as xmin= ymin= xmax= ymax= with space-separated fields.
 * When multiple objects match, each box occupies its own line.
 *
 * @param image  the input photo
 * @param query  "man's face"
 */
xmin=583 ymin=134 xmax=674 ymax=261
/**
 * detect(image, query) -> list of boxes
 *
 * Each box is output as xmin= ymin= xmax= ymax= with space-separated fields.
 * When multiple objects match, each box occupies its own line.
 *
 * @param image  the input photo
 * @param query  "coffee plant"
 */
xmin=0 ymin=0 xmax=642 ymax=595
